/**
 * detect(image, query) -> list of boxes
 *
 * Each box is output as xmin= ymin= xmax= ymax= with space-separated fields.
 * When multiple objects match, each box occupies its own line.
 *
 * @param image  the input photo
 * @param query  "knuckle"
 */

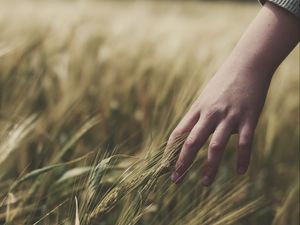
xmin=204 ymin=108 xmax=219 ymax=120
xmin=227 ymin=109 xmax=242 ymax=121
xmin=170 ymin=129 xmax=183 ymax=140
xmin=209 ymin=142 xmax=223 ymax=152
xmin=242 ymin=128 xmax=254 ymax=140
xmin=168 ymin=134 xmax=176 ymax=144
xmin=183 ymin=136 xmax=197 ymax=149
xmin=238 ymin=140 xmax=252 ymax=150
xmin=204 ymin=105 xmax=228 ymax=120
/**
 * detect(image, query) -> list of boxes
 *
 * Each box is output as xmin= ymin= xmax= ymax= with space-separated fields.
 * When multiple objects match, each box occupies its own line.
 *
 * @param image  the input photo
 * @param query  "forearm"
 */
xmin=224 ymin=1 xmax=299 ymax=77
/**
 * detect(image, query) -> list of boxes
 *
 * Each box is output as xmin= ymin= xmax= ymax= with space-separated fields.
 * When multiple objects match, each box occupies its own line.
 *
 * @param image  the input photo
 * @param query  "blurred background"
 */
xmin=0 ymin=0 xmax=299 ymax=225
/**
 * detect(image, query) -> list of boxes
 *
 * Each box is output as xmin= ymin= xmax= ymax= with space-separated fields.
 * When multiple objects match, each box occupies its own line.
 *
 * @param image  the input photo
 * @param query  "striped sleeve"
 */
xmin=259 ymin=0 xmax=300 ymax=18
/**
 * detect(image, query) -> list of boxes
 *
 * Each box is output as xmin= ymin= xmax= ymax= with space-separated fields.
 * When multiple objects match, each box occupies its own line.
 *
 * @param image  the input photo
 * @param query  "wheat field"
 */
xmin=0 ymin=1 xmax=299 ymax=225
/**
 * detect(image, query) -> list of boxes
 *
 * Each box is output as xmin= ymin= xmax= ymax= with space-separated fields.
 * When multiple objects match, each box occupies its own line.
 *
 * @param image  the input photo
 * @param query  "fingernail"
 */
xmin=238 ymin=167 xmax=246 ymax=175
xmin=171 ymin=172 xmax=179 ymax=182
xmin=202 ymin=176 xmax=211 ymax=186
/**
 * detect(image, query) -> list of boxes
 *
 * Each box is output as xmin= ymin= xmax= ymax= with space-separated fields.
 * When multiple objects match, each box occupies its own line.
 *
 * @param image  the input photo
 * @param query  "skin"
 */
xmin=166 ymin=1 xmax=299 ymax=186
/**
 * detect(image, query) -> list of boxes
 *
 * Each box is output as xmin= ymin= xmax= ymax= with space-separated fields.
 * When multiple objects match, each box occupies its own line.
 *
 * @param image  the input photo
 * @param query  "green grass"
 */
xmin=0 ymin=1 xmax=299 ymax=225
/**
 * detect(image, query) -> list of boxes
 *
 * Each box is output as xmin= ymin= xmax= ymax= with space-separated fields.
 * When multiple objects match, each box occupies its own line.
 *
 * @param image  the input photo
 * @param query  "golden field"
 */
xmin=0 ymin=1 xmax=299 ymax=224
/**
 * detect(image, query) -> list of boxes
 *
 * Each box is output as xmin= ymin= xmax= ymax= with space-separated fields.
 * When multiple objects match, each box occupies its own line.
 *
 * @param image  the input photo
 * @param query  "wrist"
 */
xmin=222 ymin=52 xmax=275 ymax=81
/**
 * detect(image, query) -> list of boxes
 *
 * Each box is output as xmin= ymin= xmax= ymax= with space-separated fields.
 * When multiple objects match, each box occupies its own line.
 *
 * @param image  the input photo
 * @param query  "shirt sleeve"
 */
xmin=259 ymin=0 xmax=300 ymax=18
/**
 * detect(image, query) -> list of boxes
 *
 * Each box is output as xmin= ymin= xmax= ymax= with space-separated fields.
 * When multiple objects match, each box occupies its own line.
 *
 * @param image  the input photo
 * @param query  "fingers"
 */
xmin=166 ymin=110 xmax=200 ymax=153
xmin=171 ymin=115 xmax=215 ymax=184
xmin=168 ymin=106 xmax=256 ymax=186
xmin=202 ymin=121 xmax=233 ymax=186
xmin=236 ymin=122 xmax=254 ymax=175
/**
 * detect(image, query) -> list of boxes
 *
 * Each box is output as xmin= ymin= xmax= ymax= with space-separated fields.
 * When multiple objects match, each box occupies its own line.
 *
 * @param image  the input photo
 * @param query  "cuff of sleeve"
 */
xmin=258 ymin=0 xmax=300 ymax=18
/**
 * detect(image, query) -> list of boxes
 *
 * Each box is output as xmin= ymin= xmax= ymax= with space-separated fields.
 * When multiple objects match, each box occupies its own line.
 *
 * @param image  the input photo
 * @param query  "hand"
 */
xmin=166 ymin=1 xmax=298 ymax=186
xmin=167 ymin=63 xmax=271 ymax=186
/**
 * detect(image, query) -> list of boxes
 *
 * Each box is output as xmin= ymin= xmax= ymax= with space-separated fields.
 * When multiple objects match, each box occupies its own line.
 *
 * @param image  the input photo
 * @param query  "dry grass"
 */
xmin=0 ymin=1 xmax=299 ymax=225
